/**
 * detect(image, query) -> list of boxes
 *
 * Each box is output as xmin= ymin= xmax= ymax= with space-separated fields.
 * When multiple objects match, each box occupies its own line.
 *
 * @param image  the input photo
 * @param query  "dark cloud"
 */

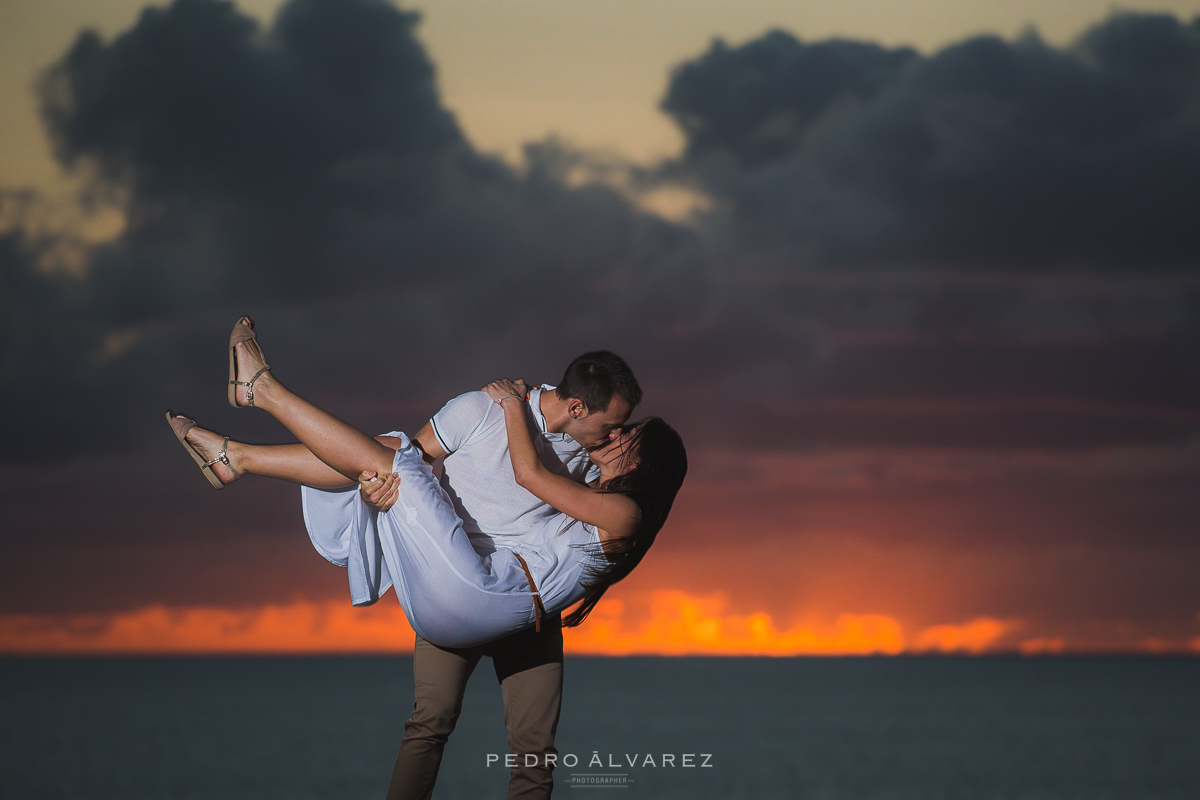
xmin=662 ymin=31 xmax=918 ymax=166
xmin=1 ymin=0 xmax=706 ymax=462
xmin=38 ymin=0 xmax=473 ymax=316
xmin=34 ymin=0 xmax=703 ymax=320
xmin=0 ymin=191 xmax=130 ymax=462
xmin=3 ymin=1 xmax=1200 ymax=642
xmin=662 ymin=14 xmax=1200 ymax=270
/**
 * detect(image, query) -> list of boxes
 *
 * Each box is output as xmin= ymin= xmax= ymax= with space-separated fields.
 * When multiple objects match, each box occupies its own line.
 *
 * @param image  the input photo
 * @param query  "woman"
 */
xmin=167 ymin=317 xmax=687 ymax=648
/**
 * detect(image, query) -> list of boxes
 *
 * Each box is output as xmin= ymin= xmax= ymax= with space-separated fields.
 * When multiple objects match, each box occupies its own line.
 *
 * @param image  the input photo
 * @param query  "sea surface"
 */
xmin=2 ymin=656 xmax=1198 ymax=799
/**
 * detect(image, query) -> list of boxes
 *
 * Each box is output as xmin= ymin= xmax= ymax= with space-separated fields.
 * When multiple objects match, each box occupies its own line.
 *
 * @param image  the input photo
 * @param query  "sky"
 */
xmin=3 ymin=0 xmax=1200 ymax=656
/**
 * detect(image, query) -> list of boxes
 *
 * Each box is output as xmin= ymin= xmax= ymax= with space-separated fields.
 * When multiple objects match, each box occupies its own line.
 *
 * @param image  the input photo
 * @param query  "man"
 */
xmin=360 ymin=351 xmax=641 ymax=800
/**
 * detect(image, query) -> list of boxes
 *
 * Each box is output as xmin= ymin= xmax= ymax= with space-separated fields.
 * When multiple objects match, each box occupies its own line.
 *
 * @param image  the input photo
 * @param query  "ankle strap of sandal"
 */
xmin=201 ymin=436 xmax=242 ymax=478
xmin=229 ymin=365 xmax=270 ymax=407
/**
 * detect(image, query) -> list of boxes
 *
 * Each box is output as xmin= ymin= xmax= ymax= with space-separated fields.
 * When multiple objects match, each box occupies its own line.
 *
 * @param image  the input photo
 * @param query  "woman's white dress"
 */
xmin=301 ymin=433 xmax=603 ymax=648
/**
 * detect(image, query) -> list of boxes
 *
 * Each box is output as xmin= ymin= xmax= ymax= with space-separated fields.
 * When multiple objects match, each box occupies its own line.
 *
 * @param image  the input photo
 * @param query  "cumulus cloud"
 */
xmin=4 ymin=2 xmax=1200 ymax=639
xmin=662 ymin=14 xmax=1200 ymax=270
xmin=1 ymin=0 xmax=705 ymax=462
xmin=32 ymin=0 xmax=703 ymax=322
xmin=38 ymin=0 xmax=513 ymax=316
xmin=8 ymin=3 xmax=1199 ymax=469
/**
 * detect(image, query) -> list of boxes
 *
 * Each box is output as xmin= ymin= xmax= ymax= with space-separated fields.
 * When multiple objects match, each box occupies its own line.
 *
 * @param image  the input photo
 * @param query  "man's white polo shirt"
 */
xmin=431 ymin=385 xmax=597 ymax=556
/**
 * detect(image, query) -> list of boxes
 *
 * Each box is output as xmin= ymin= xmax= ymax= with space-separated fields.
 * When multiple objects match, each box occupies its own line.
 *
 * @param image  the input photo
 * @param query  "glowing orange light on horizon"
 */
xmin=1018 ymin=636 xmax=1067 ymax=655
xmin=562 ymin=591 xmax=906 ymax=655
xmin=0 ymin=601 xmax=417 ymax=655
xmin=1 ymin=593 xmax=1194 ymax=656
xmin=913 ymin=617 xmax=1018 ymax=654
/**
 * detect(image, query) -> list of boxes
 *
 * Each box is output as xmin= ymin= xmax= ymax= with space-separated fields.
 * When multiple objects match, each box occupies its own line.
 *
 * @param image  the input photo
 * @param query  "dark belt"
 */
xmin=513 ymin=552 xmax=547 ymax=633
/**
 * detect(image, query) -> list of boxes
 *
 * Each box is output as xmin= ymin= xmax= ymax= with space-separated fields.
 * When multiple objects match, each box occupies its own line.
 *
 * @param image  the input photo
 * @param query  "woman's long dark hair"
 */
xmin=562 ymin=417 xmax=687 ymax=627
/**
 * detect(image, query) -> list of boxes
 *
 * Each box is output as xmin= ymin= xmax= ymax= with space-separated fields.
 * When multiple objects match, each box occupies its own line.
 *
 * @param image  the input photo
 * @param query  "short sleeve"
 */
xmin=430 ymin=391 xmax=494 ymax=454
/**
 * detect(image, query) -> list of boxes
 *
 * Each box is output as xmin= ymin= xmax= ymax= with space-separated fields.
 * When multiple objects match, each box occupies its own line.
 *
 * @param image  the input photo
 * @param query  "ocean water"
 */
xmin=1 ymin=656 xmax=1198 ymax=799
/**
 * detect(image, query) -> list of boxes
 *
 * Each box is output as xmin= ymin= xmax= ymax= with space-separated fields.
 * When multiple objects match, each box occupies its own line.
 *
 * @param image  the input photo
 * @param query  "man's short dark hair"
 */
xmin=556 ymin=351 xmax=642 ymax=413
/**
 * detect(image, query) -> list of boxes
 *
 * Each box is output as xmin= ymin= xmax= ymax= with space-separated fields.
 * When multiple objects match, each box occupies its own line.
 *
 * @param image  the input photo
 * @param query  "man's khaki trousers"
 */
xmin=385 ymin=613 xmax=564 ymax=800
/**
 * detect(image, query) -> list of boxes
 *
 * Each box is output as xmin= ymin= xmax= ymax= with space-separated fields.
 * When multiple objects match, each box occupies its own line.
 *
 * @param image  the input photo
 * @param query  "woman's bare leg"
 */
xmin=235 ymin=442 xmax=353 ymax=488
xmin=231 ymin=334 xmax=398 ymax=481
xmin=182 ymin=427 xmax=405 ymax=489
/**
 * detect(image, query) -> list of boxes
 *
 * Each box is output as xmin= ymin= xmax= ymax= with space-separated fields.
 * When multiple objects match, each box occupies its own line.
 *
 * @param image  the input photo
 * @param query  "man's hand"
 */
xmin=483 ymin=378 xmax=528 ymax=405
xmin=359 ymin=470 xmax=400 ymax=512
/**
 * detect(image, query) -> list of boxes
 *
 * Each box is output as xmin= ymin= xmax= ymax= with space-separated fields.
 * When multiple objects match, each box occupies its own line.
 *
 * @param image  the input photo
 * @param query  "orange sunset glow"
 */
xmin=4 ymin=0 xmax=1200 ymax=669
xmin=4 ymin=590 xmax=1196 ymax=656
xmin=6 ymin=2 xmax=1200 ymax=799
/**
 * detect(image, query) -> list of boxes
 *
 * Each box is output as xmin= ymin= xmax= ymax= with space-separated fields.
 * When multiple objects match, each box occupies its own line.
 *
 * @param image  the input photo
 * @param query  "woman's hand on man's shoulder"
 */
xmin=482 ymin=378 xmax=528 ymax=406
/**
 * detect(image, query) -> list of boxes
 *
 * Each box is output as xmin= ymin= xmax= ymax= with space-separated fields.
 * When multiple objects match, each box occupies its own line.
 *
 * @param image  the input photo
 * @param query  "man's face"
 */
xmin=564 ymin=396 xmax=634 ymax=449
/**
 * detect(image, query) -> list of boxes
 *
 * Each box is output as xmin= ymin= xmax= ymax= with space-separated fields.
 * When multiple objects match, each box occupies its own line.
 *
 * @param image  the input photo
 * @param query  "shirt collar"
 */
xmin=530 ymin=384 xmax=571 ymax=442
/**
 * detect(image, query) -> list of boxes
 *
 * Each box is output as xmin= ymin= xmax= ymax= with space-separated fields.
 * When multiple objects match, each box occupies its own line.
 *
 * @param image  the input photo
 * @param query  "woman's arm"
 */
xmin=483 ymin=379 xmax=640 ymax=545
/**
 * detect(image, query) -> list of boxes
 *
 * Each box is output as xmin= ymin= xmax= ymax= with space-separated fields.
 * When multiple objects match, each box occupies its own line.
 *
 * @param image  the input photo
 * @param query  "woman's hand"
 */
xmin=359 ymin=470 xmax=399 ymax=511
xmin=483 ymin=378 xmax=528 ymax=406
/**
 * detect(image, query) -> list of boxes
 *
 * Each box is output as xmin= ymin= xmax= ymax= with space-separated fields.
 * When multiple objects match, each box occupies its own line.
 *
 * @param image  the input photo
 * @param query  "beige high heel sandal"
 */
xmin=228 ymin=316 xmax=271 ymax=408
xmin=166 ymin=411 xmax=240 ymax=489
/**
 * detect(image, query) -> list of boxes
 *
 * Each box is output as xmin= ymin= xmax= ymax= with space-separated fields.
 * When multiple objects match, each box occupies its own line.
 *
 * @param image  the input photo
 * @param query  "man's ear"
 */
xmin=568 ymin=398 xmax=589 ymax=419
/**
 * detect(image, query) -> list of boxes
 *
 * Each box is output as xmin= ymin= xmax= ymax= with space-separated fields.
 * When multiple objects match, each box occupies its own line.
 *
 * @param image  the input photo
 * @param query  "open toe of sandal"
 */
xmin=166 ymin=411 xmax=240 ymax=489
